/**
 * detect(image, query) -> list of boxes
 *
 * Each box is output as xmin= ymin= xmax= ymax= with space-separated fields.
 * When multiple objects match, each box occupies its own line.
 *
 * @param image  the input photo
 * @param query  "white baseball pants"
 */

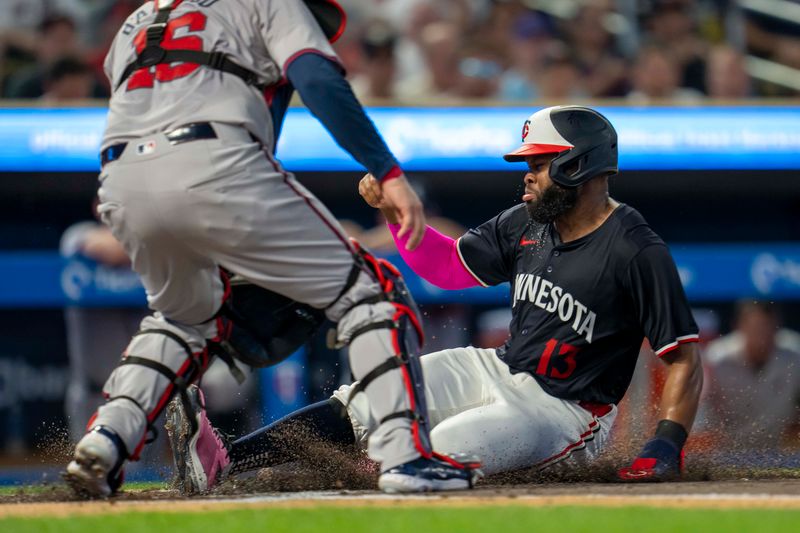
xmin=335 ymin=346 xmax=617 ymax=475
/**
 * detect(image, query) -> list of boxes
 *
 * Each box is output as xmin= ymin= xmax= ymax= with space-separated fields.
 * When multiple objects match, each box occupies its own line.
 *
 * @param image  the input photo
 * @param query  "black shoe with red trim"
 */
xmin=378 ymin=455 xmax=483 ymax=493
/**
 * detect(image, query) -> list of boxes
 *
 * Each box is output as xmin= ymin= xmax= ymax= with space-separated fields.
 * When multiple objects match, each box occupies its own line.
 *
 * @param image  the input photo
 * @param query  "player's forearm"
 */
xmin=387 ymin=223 xmax=480 ymax=290
xmin=285 ymin=53 xmax=399 ymax=181
xmin=659 ymin=343 xmax=703 ymax=432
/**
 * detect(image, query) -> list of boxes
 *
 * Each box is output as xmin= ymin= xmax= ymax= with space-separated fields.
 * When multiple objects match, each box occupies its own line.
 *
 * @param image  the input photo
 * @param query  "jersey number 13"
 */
xmin=535 ymin=338 xmax=579 ymax=379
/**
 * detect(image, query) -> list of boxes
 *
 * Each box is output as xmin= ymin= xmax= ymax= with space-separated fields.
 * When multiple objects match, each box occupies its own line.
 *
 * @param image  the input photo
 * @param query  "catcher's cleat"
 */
xmin=166 ymin=384 xmax=231 ymax=495
xmin=378 ymin=455 xmax=483 ymax=493
xmin=64 ymin=426 xmax=125 ymax=498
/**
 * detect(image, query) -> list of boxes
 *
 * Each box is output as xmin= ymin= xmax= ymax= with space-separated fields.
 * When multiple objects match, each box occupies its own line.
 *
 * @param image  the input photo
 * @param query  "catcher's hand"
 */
xmin=358 ymin=173 xmax=426 ymax=250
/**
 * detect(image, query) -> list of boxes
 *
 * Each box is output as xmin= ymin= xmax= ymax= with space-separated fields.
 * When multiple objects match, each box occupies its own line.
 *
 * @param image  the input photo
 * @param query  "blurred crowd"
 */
xmin=700 ymin=300 xmax=800 ymax=450
xmin=1 ymin=0 xmax=799 ymax=103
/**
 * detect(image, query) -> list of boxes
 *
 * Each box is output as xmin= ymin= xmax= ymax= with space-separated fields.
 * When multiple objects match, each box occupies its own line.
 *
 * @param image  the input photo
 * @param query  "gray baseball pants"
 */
xmin=93 ymin=122 xmax=420 ymax=470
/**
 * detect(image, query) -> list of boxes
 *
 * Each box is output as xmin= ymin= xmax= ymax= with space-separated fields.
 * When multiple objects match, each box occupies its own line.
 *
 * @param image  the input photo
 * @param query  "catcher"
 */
xmin=65 ymin=0 xmax=479 ymax=497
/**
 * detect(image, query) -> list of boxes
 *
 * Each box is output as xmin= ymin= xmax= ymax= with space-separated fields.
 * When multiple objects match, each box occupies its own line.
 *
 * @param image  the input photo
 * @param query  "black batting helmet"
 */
xmin=504 ymin=106 xmax=618 ymax=188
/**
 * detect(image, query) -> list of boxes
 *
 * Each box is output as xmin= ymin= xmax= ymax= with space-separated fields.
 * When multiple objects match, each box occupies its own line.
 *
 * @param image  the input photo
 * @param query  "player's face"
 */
xmin=523 ymin=155 xmax=578 ymax=224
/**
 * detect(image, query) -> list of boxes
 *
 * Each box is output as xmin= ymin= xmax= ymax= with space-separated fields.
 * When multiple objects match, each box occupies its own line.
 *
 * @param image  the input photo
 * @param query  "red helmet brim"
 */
xmin=503 ymin=143 xmax=572 ymax=162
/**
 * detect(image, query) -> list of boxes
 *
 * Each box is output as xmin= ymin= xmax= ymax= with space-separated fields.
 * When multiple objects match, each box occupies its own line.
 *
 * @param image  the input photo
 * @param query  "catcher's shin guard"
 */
xmin=91 ymin=320 xmax=212 ymax=461
xmin=331 ymin=242 xmax=482 ymax=476
xmin=329 ymin=241 xmax=434 ymax=460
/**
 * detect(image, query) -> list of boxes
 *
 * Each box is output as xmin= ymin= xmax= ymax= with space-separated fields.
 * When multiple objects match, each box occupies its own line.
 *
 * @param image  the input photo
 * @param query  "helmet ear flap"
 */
xmin=550 ymin=142 xmax=615 ymax=188
xmin=563 ymin=157 xmax=582 ymax=179
xmin=549 ymin=148 xmax=583 ymax=188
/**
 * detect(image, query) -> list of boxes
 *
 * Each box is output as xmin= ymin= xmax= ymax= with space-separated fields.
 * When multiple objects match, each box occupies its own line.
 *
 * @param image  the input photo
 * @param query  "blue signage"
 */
xmin=0 ymin=245 xmax=799 ymax=307
xmin=0 ymin=108 xmax=107 ymax=172
xmin=0 ymin=106 xmax=799 ymax=172
xmin=674 ymin=244 xmax=800 ymax=300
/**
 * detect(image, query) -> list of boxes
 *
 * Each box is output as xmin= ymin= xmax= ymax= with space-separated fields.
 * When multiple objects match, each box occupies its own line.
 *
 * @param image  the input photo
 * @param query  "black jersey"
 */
xmin=457 ymin=203 xmax=698 ymax=405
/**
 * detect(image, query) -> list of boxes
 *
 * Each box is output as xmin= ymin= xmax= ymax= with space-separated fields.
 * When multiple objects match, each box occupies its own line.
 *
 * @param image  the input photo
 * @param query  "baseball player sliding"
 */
xmin=65 ymin=0 xmax=480 ymax=497
xmin=165 ymin=105 xmax=704 ymax=493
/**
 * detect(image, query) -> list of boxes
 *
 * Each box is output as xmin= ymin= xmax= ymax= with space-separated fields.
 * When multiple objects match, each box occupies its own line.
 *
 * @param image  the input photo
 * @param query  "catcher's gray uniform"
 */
xmin=90 ymin=0 xmax=421 ymax=472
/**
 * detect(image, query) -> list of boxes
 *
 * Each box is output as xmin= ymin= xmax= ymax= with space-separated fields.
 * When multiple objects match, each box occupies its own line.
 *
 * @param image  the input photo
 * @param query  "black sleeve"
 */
xmin=624 ymin=244 xmax=699 ymax=357
xmin=456 ymin=208 xmax=520 ymax=286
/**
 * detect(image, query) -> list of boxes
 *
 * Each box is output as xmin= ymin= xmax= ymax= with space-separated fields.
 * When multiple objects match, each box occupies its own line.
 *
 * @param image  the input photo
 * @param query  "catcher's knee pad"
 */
xmin=102 ymin=326 xmax=211 ymax=459
xmin=328 ymin=240 xmax=434 ymax=457
xmin=208 ymin=272 xmax=327 ymax=374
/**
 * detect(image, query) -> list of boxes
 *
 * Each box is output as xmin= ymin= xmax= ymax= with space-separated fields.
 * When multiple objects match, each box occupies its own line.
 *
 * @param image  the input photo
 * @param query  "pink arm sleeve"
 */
xmin=388 ymin=223 xmax=481 ymax=290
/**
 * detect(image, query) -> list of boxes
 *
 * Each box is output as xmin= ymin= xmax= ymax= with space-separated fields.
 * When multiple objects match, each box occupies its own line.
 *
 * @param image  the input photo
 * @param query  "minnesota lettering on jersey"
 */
xmin=512 ymin=273 xmax=597 ymax=343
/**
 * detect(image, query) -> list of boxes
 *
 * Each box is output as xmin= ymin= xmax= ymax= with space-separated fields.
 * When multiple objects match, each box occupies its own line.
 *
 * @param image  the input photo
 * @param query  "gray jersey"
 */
xmin=102 ymin=0 xmax=338 ymax=150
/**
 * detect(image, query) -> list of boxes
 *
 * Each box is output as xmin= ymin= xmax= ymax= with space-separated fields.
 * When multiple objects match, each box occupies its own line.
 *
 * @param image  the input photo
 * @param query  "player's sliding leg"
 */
xmin=168 ymin=344 xmax=491 ymax=493
xmin=167 ymin=386 xmax=355 ymax=493
xmin=423 ymin=349 xmax=617 ymax=476
xmin=340 ymin=345 xmax=614 ymax=478
xmin=226 ymin=397 xmax=356 ymax=475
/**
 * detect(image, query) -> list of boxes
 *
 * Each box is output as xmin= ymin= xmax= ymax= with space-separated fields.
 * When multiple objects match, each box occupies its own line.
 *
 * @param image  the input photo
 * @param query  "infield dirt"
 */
xmin=3 ymin=479 xmax=800 ymax=519
xmin=3 ymin=427 xmax=799 ymax=516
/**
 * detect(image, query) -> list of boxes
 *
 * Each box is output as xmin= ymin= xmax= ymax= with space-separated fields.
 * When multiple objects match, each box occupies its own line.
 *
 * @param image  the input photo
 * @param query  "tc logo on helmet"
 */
xmin=521 ymin=119 xmax=530 ymax=141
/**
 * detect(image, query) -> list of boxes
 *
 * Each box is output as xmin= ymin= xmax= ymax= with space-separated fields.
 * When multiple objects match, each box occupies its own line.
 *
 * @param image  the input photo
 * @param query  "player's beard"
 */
xmin=525 ymin=182 xmax=579 ymax=224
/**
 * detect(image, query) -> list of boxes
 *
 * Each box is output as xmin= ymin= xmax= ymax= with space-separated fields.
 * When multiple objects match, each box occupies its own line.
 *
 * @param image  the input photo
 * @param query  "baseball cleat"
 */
xmin=378 ymin=455 xmax=483 ymax=493
xmin=617 ymin=455 xmax=683 ymax=482
xmin=165 ymin=384 xmax=231 ymax=495
xmin=618 ymin=437 xmax=684 ymax=482
xmin=64 ymin=426 xmax=125 ymax=498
